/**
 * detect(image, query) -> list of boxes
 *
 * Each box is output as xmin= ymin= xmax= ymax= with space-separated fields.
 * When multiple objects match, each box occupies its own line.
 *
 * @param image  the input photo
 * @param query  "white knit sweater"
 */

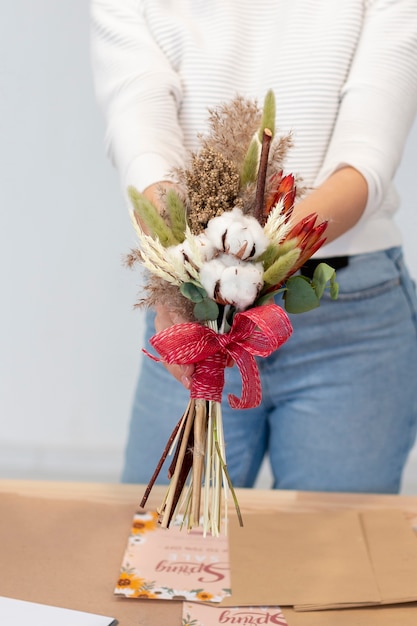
xmin=91 ymin=0 xmax=417 ymax=256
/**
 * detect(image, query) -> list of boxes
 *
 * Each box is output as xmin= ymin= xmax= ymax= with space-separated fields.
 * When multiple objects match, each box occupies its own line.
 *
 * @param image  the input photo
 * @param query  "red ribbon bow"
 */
xmin=147 ymin=303 xmax=292 ymax=409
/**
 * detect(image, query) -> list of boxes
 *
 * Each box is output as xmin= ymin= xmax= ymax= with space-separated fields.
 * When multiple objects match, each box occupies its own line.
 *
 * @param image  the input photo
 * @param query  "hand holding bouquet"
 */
xmin=126 ymin=91 xmax=338 ymax=535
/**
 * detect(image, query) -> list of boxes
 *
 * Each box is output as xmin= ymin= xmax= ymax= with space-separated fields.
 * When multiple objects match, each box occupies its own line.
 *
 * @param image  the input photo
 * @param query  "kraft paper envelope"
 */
xmin=223 ymin=509 xmax=417 ymax=610
xmin=296 ymin=509 xmax=417 ymax=611
xmin=222 ymin=510 xmax=379 ymax=608
xmin=359 ymin=509 xmax=417 ymax=605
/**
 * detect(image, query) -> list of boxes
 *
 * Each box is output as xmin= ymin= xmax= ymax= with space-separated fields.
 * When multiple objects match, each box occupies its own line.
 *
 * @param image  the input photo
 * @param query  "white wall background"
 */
xmin=1 ymin=1 xmax=416 ymax=490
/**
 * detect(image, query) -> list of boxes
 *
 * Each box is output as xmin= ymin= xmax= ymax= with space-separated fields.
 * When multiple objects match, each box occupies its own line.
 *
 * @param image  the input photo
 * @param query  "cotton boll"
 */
xmin=200 ymin=255 xmax=264 ymax=309
xmin=168 ymin=233 xmax=214 ymax=267
xmin=242 ymin=215 xmax=269 ymax=256
xmin=190 ymin=232 xmax=215 ymax=262
xmin=220 ymin=262 xmax=264 ymax=309
xmin=199 ymin=258 xmax=229 ymax=301
xmin=224 ymin=216 xmax=269 ymax=259
xmin=167 ymin=243 xmax=187 ymax=266
xmin=204 ymin=208 xmax=240 ymax=251
xmin=205 ymin=207 xmax=268 ymax=259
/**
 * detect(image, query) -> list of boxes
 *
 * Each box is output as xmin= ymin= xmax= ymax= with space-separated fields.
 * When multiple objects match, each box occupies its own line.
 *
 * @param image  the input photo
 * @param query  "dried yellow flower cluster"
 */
xmin=185 ymin=147 xmax=242 ymax=233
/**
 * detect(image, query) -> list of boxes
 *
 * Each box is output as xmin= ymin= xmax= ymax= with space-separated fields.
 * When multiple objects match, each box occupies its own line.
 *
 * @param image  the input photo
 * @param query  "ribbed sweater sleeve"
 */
xmin=90 ymin=0 xmax=185 ymax=193
xmin=91 ymin=0 xmax=417 ymax=255
xmin=316 ymin=0 xmax=417 ymax=217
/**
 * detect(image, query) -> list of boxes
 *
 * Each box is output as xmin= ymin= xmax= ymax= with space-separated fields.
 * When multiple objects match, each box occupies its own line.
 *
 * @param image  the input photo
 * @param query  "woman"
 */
xmin=91 ymin=0 xmax=417 ymax=492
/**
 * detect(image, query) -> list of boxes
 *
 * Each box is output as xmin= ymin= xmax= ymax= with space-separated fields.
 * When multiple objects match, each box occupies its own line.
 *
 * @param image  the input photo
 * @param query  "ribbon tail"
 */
xmin=227 ymin=348 xmax=262 ymax=410
xmin=142 ymin=348 xmax=161 ymax=362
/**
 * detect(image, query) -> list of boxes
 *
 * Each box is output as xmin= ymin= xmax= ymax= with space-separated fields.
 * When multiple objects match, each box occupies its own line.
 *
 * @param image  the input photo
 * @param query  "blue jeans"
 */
xmin=122 ymin=247 xmax=417 ymax=493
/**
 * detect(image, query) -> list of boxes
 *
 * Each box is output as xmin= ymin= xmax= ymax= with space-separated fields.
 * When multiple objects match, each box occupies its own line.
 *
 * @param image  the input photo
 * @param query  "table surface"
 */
xmin=1 ymin=479 xmax=417 ymax=524
xmin=1 ymin=480 xmax=417 ymax=626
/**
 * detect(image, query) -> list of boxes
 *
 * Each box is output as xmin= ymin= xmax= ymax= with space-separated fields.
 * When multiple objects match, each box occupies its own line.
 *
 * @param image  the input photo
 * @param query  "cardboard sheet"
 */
xmin=0 ymin=492 xmax=182 ymax=626
xmin=2 ymin=490 xmax=417 ymax=626
xmin=224 ymin=509 xmax=417 ymax=611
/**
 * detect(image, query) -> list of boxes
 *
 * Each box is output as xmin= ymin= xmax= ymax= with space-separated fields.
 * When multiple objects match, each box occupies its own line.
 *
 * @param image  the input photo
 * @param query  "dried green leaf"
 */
xmin=240 ymin=138 xmax=260 ymax=186
xmin=165 ymin=189 xmax=187 ymax=243
xmin=257 ymin=244 xmax=280 ymax=270
xmin=128 ymin=186 xmax=178 ymax=247
xmin=262 ymin=248 xmax=300 ymax=287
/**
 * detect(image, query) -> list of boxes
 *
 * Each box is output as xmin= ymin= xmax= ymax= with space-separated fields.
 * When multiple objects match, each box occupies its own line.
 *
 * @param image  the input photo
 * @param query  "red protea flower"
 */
xmin=261 ymin=212 xmax=328 ymax=295
xmin=285 ymin=213 xmax=328 ymax=271
xmin=263 ymin=171 xmax=296 ymax=224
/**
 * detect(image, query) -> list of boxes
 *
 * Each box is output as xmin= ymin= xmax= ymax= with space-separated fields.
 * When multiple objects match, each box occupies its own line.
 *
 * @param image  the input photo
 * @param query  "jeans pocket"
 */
xmin=323 ymin=248 xmax=403 ymax=302
xmin=395 ymin=255 xmax=417 ymax=335
xmin=334 ymin=276 xmax=401 ymax=301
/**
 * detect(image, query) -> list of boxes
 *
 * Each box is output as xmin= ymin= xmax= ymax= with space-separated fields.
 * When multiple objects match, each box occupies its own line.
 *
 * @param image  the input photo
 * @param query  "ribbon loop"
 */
xmin=147 ymin=303 xmax=292 ymax=409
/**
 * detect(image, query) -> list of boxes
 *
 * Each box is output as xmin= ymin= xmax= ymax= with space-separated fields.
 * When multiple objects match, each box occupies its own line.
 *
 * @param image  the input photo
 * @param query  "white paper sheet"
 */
xmin=0 ymin=596 xmax=117 ymax=625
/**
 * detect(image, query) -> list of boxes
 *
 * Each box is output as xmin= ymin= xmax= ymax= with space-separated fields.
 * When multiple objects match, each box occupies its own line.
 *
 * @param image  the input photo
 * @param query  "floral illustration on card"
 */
xmin=131 ymin=511 xmax=159 ymax=535
xmin=115 ymin=513 xmax=231 ymax=602
xmin=115 ymin=568 xmax=148 ymax=597
xmin=182 ymin=614 xmax=199 ymax=626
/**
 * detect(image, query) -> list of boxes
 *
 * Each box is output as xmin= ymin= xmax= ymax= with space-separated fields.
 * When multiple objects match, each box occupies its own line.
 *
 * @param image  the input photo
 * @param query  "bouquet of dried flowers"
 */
xmin=126 ymin=90 xmax=338 ymax=536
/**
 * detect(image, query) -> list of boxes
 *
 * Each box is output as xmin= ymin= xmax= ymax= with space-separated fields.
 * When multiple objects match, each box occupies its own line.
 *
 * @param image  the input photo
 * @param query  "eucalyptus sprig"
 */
xmin=180 ymin=282 xmax=219 ymax=321
xmin=283 ymin=263 xmax=339 ymax=314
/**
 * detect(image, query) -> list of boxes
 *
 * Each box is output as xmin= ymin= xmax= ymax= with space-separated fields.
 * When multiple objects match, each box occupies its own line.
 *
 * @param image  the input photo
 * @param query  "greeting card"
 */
xmin=114 ymin=511 xmax=231 ymax=602
xmin=182 ymin=603 xmax=288 ymax=626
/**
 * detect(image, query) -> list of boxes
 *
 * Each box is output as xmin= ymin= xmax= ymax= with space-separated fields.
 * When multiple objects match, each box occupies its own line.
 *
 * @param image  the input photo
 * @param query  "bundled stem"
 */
xmin=140 ymin=315 xmax=243 ymax=536
xmin=159 ymin=399 xmax=195 ymax=528
xmin=191 ymin=399 xmax=208 ymax=526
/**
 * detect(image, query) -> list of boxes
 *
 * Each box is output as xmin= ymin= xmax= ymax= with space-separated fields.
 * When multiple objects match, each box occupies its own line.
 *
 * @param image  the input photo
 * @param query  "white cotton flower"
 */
xmin=165 ymin=243 xmax=183 ymax=266
xmin=205 ymin=207 xmax=268 ymax=259
xmin=169 ymin=232 xmax=214 ymax=266
xmin=224 ymin=216 xmax=269 ymax=259
xmin=220 ymin=263 xmax=264 ymax=309
xmin=200 ymin=254 xmax=264 ymax=310
xmin=204 ymin=209 xmax=236 ymax=249
xmin=185 ymin=231 xmax=215 ymax=262
xmin=162 ymin=245 xmax=196 ymax=281
xmin=167 ymin=232 xmax=215 ymax=282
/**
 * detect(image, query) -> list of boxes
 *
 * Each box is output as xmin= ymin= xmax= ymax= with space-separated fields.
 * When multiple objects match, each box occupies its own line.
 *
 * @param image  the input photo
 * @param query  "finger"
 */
xmin=154 ymin=305 xmax=174 ymax=333
xmin=162 ymin=362 xmax=193 ymax=390
xmin=154 ymin=305 xmax=189 ymax=332
xmin=154 ymin=305 xmax=195 ymax=386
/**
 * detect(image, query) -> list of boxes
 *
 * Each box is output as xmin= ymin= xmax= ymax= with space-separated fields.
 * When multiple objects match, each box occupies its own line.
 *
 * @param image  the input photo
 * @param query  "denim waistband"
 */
xmin=300 ymin=256 xmax=349 ymax=279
